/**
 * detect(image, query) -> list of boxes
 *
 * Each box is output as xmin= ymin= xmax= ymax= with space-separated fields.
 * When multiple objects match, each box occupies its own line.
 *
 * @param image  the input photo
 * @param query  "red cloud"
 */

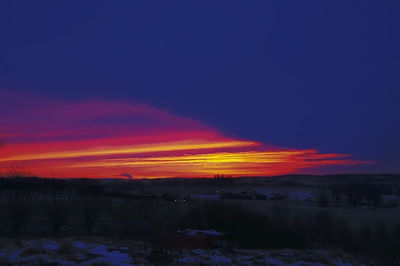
xmin=0 ymin=90 xmax=370 ymax=178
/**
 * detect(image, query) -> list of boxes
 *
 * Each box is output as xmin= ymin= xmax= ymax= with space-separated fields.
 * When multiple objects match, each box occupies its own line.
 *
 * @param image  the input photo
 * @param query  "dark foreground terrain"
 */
xmin=0 ymin=174 xmax=399 ymax=265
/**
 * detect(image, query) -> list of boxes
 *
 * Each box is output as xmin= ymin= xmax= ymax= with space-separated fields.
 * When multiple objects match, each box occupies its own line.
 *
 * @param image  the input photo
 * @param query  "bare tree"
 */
xmin=360 ymin=222 xmax=371 ymax=242
xmin=315 ymin=177 xmax=329 ymax=207
xmin=81 ymin=196 xmax=101 ymax=234
xmin=109 ymin=199 xmax=131 ymax=234
xmin=395 ymin=222 xmax=400 ymax=241
xmin=317 ymin=191 xmax=329 ymax=208
xmin=375 ymin=221 xmax=387 ymax=241
xmin=330 ymin=184 xmax=345 ymax=206
xmin=7 ymin=191 xmax=32 ymax=234
xmin=45 ymin=191 xmax=72 ymax=233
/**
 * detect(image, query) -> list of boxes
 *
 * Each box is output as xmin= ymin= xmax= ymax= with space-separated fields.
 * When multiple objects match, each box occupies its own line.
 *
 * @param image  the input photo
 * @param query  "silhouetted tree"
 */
xmin=361 ymin=179 xmax=383 ymax=207
xmin=314 ymin=210 xmax=334 ymax=241
xmin=213 ymin=174 xmax=234 ymax=186
xmin=344 ymin=183 xmax=363 ymax=207
xmin=317 ymin=191 xmax=329 ymax=207
xmin=45 ymin=191 xmax=72 ymax=233
xmin=395 ymin=186 xmax=400 ymax=204
xmin=7 ymin=191 xmax=32 ymax=234
xmin=109 ymin=199 xmax=131 ymax=235
xmin=330 ymin=184 xmax=345 ymax=206
xmin=376 ymin=221 xmax=387 ymax=241
xmin=360 ymin=222 xmax=371 ymax=242
xmin=315 ymin=177 xmax=329 ymax=207
xmin=395 ymin=222 xmax=400 ymax=241
xmin=81 ymin=196 xmax=101 ymax=233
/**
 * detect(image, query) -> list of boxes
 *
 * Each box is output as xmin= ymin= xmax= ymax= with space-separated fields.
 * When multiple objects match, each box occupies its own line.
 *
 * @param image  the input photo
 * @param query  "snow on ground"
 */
xmin=191 ymin=194 xmax=220 ymax=200
xmin=0 ymin=239 xmax=133 ymax=265
xmin=255 ymin=189 xmax=277 ymax=196
xmin=41 ymin=240 xmax=59 ymax=251
xmin=255 ymin=189 xmax=313 ymax=200
xmin=289 ymin=191 xmax=313 ymax=200
xmin=177 ymin=228 xmax=225 ymax=236
xmin=0 ymin=238 xmax=368 ymax=265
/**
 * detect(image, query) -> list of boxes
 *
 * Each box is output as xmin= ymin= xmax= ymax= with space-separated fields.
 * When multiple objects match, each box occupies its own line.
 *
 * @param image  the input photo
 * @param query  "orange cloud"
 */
xmin=0 ymin=90 xmax=370 ymax=178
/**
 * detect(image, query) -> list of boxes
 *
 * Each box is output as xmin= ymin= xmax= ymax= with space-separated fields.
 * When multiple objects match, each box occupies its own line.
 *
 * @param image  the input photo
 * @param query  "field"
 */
xmin=0 ymin=174 xmax=399 ymax=265
xmin=0 ymin=237 xmax=371 ymax=265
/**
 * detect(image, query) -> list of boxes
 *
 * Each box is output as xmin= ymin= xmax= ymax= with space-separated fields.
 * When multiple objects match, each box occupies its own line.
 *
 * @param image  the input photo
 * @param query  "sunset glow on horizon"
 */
xmin=0 ymin=90 xmax=370 ymax=179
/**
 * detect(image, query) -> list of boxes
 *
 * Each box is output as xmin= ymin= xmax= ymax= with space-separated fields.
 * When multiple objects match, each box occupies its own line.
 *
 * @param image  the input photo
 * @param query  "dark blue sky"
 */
xmin=1 ymin=0 xmax=399 ymax=173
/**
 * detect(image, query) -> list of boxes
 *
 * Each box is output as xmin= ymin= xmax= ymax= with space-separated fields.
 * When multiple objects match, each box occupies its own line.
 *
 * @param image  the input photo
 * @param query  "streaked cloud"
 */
xmin=0 ymin=90 xmax=370 ymax=178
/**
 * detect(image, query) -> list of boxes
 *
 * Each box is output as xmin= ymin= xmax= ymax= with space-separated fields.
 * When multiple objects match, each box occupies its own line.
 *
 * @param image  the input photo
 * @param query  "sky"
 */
xmin=0 ymin=1 xmax=399 ymax=178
